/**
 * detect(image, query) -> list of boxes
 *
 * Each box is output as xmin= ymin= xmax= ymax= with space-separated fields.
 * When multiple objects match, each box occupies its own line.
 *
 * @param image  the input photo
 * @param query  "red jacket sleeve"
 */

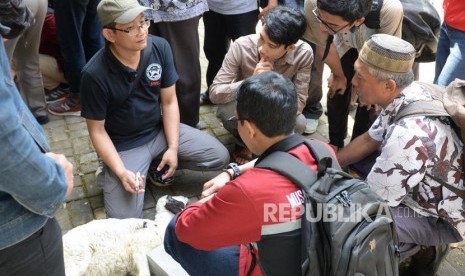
xmin=175 ymin=180 xmax=263 ymax=250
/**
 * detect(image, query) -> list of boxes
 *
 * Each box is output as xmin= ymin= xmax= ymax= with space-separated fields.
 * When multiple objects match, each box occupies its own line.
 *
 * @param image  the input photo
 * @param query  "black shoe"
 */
xmin=199 ymin=91 xmax=212 ymax=105
xmin=147 ymin=164 xmax=175 ymax=187
xmin=401 ymin=245 xmax=450 ymax=276
xmin=36 ymin=115 xmax=50 ymax=125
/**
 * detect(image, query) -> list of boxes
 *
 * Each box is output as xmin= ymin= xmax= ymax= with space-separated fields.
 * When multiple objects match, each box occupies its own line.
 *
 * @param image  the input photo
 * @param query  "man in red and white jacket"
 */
xmin=164 ymin=71 xmax=335 ymax=275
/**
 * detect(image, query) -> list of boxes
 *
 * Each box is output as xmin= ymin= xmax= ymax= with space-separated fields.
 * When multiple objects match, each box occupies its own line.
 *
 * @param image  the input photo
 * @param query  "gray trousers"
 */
xmin=99 ymin=124 xmax=230 ymax=218
xmin=217 ymin=101 xmax=306 ymax=144
xmin=5 ymin=0 xmax=48 ymax=118
xmin=392 ymin=205 xmax=462 ymax=261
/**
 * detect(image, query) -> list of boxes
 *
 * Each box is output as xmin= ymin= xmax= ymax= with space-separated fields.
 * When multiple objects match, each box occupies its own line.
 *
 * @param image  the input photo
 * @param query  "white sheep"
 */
xmin=63 ymin=195 xmax=188 ymax=276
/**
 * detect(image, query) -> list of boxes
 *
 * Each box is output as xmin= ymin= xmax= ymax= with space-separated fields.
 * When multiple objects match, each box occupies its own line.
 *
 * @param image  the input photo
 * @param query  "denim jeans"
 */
xmin=54 ymin=0 xmax=104 ymax=96
xmin=164 ymin=217 xmax=240 ymax=276
xmin=434 ymin=23 xmax=465 ymax=86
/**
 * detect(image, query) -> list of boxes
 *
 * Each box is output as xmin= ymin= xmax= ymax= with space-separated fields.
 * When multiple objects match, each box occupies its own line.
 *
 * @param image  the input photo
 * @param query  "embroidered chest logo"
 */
xmin=146 ymin=63 xmax=162 ymax=87
xmin=146 ymin=63 xmax=162 ymax=81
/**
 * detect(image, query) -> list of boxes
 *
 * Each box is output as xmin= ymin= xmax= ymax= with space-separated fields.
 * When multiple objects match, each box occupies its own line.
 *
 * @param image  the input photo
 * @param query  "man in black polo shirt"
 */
xmin=80 ymin=0 xmax=230 ymax=219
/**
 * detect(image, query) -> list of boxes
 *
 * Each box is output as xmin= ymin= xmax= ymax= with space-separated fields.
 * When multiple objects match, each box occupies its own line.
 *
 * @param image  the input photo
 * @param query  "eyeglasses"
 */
xmin=228 ymin=115 xmax=249 ymax=122
xmin=107 ymin=19 xmax=150 ymax=36
xmin=312 ymin=8 xmax=351 ymax=34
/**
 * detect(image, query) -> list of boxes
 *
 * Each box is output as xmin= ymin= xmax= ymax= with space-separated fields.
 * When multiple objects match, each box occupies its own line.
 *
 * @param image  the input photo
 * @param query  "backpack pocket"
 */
xmin=339 ymin=216 xmax=399 ymax=276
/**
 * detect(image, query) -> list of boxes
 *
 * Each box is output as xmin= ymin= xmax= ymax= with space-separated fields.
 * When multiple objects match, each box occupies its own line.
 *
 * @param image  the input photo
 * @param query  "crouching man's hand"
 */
xmin=201 ymin=172 xmax=231 ymax=198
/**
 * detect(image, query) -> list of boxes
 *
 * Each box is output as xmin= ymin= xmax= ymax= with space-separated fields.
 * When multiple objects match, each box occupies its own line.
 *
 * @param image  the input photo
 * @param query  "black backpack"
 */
xmin=256 ymin=139 xmax=400 ymax=276
xmin=365 ymin=0 xmax=441 ymax=63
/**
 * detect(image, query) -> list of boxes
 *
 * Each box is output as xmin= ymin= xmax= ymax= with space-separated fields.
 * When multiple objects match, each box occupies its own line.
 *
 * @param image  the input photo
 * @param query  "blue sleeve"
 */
xmin=0 ymin=52 xmax=67 ymax=216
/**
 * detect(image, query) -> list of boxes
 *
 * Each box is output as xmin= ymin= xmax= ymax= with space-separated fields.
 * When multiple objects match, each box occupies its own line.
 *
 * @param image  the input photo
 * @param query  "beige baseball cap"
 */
xmin=97 ymin=0 xmax=152 ymax=27
xmin=359 ymin=34 xmax=416 ymax=73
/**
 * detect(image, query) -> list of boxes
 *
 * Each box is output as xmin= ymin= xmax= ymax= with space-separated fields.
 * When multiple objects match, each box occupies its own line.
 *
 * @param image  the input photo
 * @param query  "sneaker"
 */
xmin=45 ymin=84 xmax=69 ymax=103
xmin=48 ymin=95 xmax=81 ymax=116
xmin=199 ymin=90 xmax=212 ymax=105
xmin=147 ymin=165 xmax=175 ymax=187
xmin=35 ymin=115 xmax=50 ymax=125
xmin=304 ymin=118 xmax=319 ymax=134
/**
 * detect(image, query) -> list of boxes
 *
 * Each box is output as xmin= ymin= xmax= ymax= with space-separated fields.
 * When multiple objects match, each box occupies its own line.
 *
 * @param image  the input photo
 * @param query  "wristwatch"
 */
xmin=224 ymin=162 xmax=241 ymax=180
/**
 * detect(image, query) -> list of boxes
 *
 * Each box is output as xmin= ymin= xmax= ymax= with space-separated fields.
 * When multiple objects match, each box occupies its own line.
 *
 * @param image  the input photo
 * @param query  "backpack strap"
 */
xmin=111 ymin=36 xmax=153 ymax=113
xmin=394 ymin=82 xmax=449 ymax=121
xmin=321 ymin=35 xmax=333 ymax=62
xmin=394 ymin=100 xmax=448 ymax=122
xmin=303 ymin=139 xmax=342 ymax=174
xmin=426 ymin=173 xmax=465 ymax=201
xmin=256 ymin=139 xmax=340 ymax=193
xmin=256 ymin=151 xmax=317 ymax=193
xmin=134 ymin=36 xmax=153 ymax=85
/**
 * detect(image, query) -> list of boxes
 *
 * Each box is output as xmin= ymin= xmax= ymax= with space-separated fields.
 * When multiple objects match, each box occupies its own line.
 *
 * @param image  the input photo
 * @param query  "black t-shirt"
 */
xmin=81 ymin=35 xmax=178 ymax=151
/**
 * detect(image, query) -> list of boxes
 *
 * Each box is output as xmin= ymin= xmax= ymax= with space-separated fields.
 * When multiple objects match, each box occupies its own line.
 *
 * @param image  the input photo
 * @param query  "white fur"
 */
xmin=63 ymin=195 xmax=188 ymax=276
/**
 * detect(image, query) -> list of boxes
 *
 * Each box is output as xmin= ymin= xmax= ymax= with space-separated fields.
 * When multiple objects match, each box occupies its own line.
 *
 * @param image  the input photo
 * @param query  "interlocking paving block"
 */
xmin=212 ymin=126 xmax=230 ymax=136
xmin=87 ymin=194 xmax=104 ymax=210
xmin=142 ymin=207 xmax=156 ymax=220
xmin=73 ymin=138 xmax=95 ymax=155
xmin=82 ymin=174 xmax=102 ymax=197
xmin=78 ymin=151 xmax=98 ymax=164
xmin=79 ymin=161 xmax=100 ymax=175
xmin=49 ymin=139 xmax=73 ymax=151
xmin=55 ymin=204 xmax=73 ymax=233
xmin=67 ymin=186 xmax=86 ymax=201
xmin=93 ymin=207 xmax=107 ymax=220
xmin=67 ymin=199 xmax=94 ymax=227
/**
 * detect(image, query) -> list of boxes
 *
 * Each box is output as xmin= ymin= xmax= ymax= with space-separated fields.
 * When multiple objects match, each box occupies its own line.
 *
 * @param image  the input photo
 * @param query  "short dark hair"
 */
xmin=0 ymin=0 xmax=34 ymax=39
xmin=317 ymin=0 xmax=372 ymax=23
xmin=236 ymin=71 xmax=297 ymax=137
xmin=264 ymin=6 xmax=306 ymax=47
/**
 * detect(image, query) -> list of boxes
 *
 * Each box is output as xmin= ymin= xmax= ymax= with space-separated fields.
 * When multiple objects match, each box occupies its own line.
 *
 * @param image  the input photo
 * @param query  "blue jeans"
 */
xmin=434 ymin=23 xmax=465 ymax=86
xmin=54 ymin=0 xmax=104 ymax=96
xmin=164 ymin=217 xmax=240 ymax=276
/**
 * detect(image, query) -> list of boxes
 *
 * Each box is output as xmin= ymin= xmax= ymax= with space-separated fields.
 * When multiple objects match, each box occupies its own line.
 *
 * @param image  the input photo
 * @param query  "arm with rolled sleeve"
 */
xmin=209 ymin=40 xmax=245 ymax=105
xmin=290 ymin=47 xmax=313 ymax=113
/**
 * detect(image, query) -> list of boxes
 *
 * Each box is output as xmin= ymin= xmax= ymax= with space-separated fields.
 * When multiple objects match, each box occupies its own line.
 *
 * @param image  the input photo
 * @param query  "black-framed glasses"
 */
xmin=228 ymin=115 xmax=249 ymax=123
xmin=106 ymin=19 xmax=150 ymax=36
xmin=312 ymin=8 xmax=351 ymax=34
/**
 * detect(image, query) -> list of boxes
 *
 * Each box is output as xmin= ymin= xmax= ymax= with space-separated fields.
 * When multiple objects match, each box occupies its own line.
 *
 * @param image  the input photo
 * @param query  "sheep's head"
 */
xmin=155 ymin=195 xmax=188 ymax=215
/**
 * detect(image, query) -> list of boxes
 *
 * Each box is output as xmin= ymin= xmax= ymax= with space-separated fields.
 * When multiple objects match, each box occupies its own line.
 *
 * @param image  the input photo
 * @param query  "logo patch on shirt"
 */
xmin=146 ymin=63 xmax=162 ymax=81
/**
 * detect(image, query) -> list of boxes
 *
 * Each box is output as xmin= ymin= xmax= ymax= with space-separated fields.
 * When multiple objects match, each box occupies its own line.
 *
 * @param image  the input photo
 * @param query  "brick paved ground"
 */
xmin=44 ymin=9 xmax=465 ymax=275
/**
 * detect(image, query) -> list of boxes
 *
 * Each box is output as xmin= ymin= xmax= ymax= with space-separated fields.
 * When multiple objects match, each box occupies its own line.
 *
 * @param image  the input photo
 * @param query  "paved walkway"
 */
xmin=44 ymin=17 xmax=465 ymax=276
